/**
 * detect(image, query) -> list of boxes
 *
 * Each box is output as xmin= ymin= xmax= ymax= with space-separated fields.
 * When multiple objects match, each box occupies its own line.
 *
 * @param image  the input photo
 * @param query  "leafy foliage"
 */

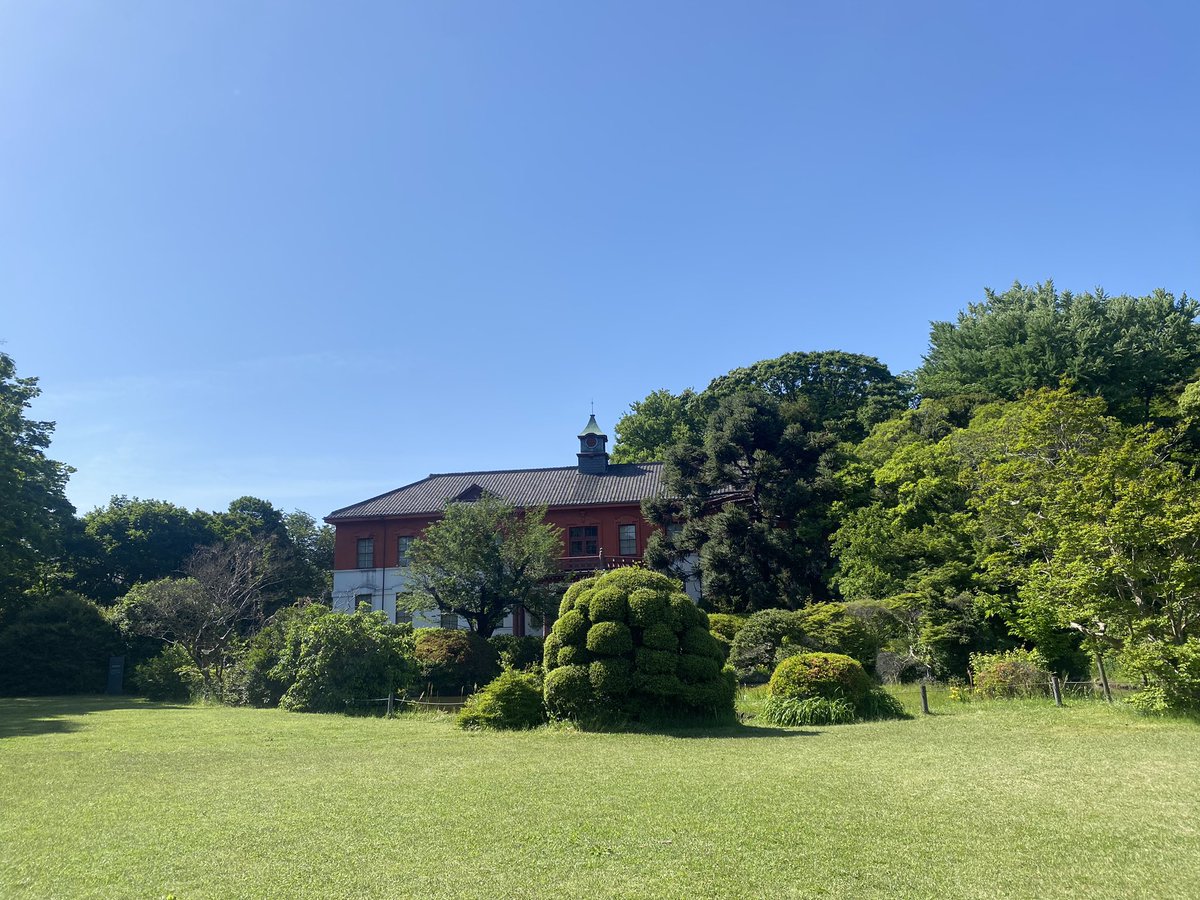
xmin=234 ymin=602 xmax=331 ymax=707
xmin=917 ymin=281 xmax=1200 ymax=424
xmin=414 ymin=629 xmax=500 ymax=695
xmin=402 ymin=494 xmax=562 ymax=637
xmin=487 ymin=635 xmax=544 ymax=672
xmin=969 ymin=649 xmax=1049 ymax=700
xmin=279 ymin=607 xmax=415 ymax=713
xmin=131 ymin=645 xmax=199 ymax=701
xmin=761 ymin=652 xmax=907 ymax=725
xmin=0 ymin=593 xmax=119 ymax=695
xmin=457 ymin=670 xmax=546 ymax=730
xmin=611 ymin=388 xmax=703 ymax=463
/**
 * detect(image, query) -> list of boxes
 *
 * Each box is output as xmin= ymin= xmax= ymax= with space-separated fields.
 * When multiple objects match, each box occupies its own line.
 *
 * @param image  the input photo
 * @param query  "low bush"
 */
xmin=769 ymin=652 xmax=873 ymax=704
xmin=760 ymin=652 xmax=908 ymax=727
xmin=790 ymin=604 xmax=881 ymax=673
xmin=728 ymin=609 xmax=805 ymax=684
xmin=280 ymin=611 xmax=415 ymax=714
xmin=414 ymin=629 xmax=500 ymax=696
xmin=488 ymin=635 xmax=544 ymax=672
xmin=234 ymin=602 xmax=331 ymax=707
xmin=970 ymin=648 xmax=1049 ymax=699
xmin=706 ymin=613 xmax=748 ymax=645
xmin=1122 ymin=638 xmax=1200 ymax=714
xmin=0 ymin=593 xmax=121 ymax=696
xmin=132 ymin=645 xmax=199 ymax=701
xmin=457 ymin=670 xmax=546 ymax=730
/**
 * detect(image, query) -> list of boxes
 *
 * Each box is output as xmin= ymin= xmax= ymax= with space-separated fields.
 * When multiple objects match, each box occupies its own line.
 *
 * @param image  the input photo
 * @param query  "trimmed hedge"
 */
xmin=542 ymin=567 xmax=736 ymax=725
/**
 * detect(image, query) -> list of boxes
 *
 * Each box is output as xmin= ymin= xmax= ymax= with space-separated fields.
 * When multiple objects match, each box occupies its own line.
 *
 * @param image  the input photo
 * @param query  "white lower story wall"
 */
xmin=332 ymin=556 xmax=703 ymax=633
xmin=331 ymin=568 xmax=521 ymax=635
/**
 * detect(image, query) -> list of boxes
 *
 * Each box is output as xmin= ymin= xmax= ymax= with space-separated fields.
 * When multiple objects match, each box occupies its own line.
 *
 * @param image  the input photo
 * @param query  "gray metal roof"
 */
xmin=326 ymin=463 xmax=665 ymax=521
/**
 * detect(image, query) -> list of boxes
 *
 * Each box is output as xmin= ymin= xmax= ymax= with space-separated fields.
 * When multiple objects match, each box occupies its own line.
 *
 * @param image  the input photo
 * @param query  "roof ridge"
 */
xmin=427 ymin=461 xmax=661 ymax=477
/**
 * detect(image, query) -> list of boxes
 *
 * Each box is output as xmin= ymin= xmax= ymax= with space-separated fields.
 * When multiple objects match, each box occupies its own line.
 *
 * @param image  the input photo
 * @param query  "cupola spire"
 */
xmin=577 ymin=413 xmax=609 ymax=474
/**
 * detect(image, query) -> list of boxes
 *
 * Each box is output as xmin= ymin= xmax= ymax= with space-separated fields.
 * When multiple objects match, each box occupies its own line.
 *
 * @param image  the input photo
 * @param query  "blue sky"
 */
xmin=2 ymin=2 xmax=1197 ymax=520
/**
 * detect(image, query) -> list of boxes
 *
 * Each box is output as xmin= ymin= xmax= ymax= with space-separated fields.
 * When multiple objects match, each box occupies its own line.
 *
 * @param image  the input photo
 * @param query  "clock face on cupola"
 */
xmin=578 ymin=413 xmax=607 ymax=453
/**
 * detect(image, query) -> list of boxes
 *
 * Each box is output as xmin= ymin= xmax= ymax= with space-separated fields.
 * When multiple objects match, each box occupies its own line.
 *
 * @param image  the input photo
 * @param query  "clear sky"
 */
xmin=2 ymin=1 xmax=1197 ymax=521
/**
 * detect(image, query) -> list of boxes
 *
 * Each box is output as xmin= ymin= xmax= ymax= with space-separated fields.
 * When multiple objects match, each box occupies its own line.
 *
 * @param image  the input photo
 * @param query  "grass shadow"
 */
xmin=0 ymin=696 xmax=186 ymax=740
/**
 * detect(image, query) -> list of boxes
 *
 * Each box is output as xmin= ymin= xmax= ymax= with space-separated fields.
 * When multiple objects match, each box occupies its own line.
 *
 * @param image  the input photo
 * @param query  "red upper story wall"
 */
xmin=332 ymin=502 xmax=656 ymax=570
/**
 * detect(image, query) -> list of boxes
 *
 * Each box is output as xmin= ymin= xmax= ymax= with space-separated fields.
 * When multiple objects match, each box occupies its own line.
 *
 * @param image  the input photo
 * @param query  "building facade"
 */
xmin=324 ymin=416 xmax=695 ymax=635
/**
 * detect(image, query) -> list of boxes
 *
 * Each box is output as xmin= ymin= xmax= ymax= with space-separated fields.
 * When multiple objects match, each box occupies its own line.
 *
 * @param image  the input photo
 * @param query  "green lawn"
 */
xmin=1 ymin=692 xmax=1197 ymax=899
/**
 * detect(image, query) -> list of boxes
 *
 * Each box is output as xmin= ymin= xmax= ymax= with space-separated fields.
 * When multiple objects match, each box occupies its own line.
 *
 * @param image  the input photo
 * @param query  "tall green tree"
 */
xmin=967 ymin=389 xmax=1200 ymax=694
xmin=644 ymin=391 xmax=838 ymax=612
xmin=611 ymin=388 xmax=703 ymax=464
xmin=0 ymin=352 xmax=76 ymax=617
xmin=400 ymin=495 xmax=562 ymax=637
xmin=917 ymin=282 xmax=1200 ymax=423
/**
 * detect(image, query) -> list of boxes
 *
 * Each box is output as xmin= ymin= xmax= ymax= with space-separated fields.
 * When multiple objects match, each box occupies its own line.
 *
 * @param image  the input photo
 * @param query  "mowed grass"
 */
xmin=2 ymin=692 xmax=1198 ymax=900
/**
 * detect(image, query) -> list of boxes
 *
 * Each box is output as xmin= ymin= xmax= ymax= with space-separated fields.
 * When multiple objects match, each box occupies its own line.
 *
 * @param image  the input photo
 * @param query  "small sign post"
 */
xmin=106 ymin=656 xmax=125 ymax=695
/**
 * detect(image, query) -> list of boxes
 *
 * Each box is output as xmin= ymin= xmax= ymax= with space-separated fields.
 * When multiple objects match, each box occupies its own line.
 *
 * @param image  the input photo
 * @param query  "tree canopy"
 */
xmin=917 ymin=282 xmax=1200 ymax=423
xmin=401 ymin=494 xmax=562 ymax=637
xmin=0 ymin=352 xmax=76 ymax=617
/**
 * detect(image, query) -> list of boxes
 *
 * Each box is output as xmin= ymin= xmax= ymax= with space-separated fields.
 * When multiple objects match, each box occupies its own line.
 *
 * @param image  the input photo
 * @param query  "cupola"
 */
xmin=577 ymin=413 xmax=609 ymax=474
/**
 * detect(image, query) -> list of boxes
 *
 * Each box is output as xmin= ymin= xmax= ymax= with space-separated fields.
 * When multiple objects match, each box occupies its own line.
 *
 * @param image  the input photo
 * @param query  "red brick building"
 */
xmin=324 ymin=416 xmax=683 ymax=634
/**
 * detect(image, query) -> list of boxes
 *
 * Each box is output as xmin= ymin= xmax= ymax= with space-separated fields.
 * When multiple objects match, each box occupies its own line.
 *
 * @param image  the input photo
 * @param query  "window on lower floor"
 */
xmin=568 ymin=525 xmax=599 ymax=556
xmin=618 ymin=524 xmax=637 ymax=556
xmin=395 ymin=610 xmax=412 ymax=626
xmin=354 ymin=593 xmax=372 ymax=612
xmin=526 ymin=611 xmax=543 ymax=634
xmin=396 ymin=535 xmax=413 ymax=567
xmin=356 ymin=538 xmax=374 ymax=569
xmin=440 ymin=612 xmax=459 ymax=629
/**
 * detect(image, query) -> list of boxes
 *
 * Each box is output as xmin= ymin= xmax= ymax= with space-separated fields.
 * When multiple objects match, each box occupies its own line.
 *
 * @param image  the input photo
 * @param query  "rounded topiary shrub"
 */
xmin=542 ymin=568 xmax=735 ymax=725
xmin=457 ymin=670 xmax=546 ymax=730
xmin=586 ymin=621 xmax=633 ymax=656
xmin=769 ymin=652 xmax=872 ymax=703
xmin=414 ymin=629 xmax=500 ymax=696
xmin=762 ymin=652 xmax=907 ymax=726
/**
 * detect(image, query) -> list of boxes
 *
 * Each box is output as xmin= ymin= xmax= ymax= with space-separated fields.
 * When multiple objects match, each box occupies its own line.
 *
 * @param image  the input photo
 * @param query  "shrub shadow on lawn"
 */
xmin=658 ymin=722 xmax=819 ymax=740
xmin=0 ymin=696 xmax=185 ymax=740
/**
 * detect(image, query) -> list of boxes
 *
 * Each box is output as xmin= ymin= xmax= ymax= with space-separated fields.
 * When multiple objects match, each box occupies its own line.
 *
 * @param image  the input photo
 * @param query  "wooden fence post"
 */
xmin=920 ymin=683 xmax=930 ymax=715
xmin=386 ymin=693 xmax=394 ymax=716
xmin=1050 ymin=676 xmax=1063 ymax=707
xmin=1095 ymin=653 xmax=1114 ymax=703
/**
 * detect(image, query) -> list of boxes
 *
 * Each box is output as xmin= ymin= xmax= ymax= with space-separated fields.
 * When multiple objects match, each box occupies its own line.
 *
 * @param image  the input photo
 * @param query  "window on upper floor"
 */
xmin=397 ymin=535 xmax=413 ymax=567
xmin=618 ymin=524 xmax=637 ymax=556
xmin=356 ymin=538 xmax=375 ymax=569
xmin=568 ymin=525 xmax=599 ymax=556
